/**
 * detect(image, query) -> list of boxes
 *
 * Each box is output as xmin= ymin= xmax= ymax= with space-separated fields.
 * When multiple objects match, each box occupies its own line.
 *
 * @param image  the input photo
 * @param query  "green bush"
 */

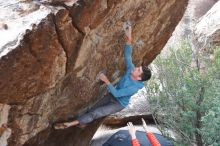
xmin=145 ymin=43 xmax=220 ymax=146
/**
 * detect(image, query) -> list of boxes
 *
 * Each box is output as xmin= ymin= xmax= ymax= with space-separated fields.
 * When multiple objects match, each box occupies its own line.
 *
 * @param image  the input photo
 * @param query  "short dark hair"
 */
xmin=141 ymin=66 xmax=151 ymax=81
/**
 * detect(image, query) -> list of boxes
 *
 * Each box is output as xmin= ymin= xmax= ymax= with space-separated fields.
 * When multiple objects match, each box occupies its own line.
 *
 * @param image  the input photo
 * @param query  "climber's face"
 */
xmin=131 ymin=66 xmax=143 ymax=80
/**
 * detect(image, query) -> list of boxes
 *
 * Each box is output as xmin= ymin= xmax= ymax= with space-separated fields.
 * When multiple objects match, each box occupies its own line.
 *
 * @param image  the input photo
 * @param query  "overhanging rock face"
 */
xmin=0 ymin=0 xmax=188 ymax=146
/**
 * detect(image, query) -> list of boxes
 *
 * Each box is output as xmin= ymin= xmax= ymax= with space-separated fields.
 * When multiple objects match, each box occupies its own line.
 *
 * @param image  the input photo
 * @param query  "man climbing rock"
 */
xmin=54 ymin=23 xmax=151 ymax=129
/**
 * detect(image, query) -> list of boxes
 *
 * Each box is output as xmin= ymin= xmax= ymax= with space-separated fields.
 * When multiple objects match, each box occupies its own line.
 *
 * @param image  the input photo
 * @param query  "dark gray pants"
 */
xmin=77 ymin=94 xmax=124 ymax=124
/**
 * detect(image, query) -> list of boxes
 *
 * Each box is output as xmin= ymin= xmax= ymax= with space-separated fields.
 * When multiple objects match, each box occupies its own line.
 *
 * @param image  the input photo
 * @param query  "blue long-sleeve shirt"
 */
xmin=107 ymin=44 xmax=144 ymax=107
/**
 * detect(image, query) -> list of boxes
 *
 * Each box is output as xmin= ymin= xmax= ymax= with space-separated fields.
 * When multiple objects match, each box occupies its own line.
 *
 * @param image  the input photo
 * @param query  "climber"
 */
xmin=54 ymin=22 xmax=151 ymax=129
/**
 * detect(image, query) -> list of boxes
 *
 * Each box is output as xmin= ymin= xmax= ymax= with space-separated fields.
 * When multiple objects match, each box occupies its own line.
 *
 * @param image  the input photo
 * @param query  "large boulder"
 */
xmin=194 ymin=1 xmax=220 ymax=49
xmin=0 ymin=0 xmax=188 ymax=145
xmin=164 ymin=0 xmax=218 ymax=49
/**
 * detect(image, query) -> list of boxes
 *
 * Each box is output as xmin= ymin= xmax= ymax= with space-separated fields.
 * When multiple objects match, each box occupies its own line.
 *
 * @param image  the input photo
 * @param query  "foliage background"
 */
xmin=145 ymin=43 xmax=220 ymax=146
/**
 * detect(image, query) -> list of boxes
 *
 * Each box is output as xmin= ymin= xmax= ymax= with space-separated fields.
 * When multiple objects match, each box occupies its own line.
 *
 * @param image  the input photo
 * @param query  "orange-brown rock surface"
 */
xmin=0 ymin=0 xmax=188 ymax=145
